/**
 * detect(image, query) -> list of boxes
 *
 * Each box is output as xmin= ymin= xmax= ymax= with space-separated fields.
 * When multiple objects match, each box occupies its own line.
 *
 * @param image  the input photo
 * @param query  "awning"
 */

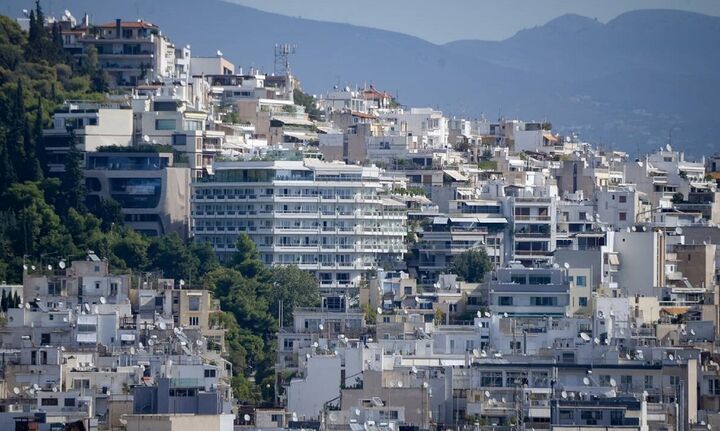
xmin=608 ymin=254 xmax=620 ymax=266
xmin=120 ymin=333 xmax=136 ymax=342
xmin=433 ymin=216 xmax=449 ymax=225
xmin=660 ymin=306 xmax=690 ymax=315
xmin=443 ymin=169 xmax=468 ymax=182
xmin=543 ymin=133 xmax=558 ymax=143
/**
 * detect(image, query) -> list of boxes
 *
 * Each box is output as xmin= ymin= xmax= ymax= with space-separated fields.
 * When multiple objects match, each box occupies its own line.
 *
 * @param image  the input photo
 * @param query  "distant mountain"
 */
xmin=3 ymin=0 xmax=718 ymax=155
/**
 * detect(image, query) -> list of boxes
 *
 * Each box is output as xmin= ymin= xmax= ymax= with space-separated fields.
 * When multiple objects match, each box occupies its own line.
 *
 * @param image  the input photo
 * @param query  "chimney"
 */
xmin=115 ymin=18 xmax=121 ymax=39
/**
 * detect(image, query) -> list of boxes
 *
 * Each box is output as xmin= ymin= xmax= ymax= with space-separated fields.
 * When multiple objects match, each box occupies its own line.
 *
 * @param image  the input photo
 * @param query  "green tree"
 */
xmin=12 ymin=291 xmax=20 ymax=309
xmin=1 ymin=290 xmax=7 ymax=312
xmin=60 ymin=131 xmax=86 ymax=214
xmin=267 ymin=265 xmax=320 ymax=328
xmin=33 ymin=96 xmax=46 ymax=175
xmin=450 ymin=248 xmax=492 ymax=283
xmin=110 ymin=228 xmax=149 ymax=270
xmin=147 ymin=234 xmax=199 ymax=283
xmin=232 ymin=233 xmax=264 ymax=278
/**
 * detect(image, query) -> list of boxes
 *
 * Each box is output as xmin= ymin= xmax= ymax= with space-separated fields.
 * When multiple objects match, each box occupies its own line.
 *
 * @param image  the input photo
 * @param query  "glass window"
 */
xmin=575 ymin=276 xmax=587 ymax=287
xmin=188 ymin=296 xmax=200 ymax=311
xmin=155 ymin=119 xmax=176 ymax=130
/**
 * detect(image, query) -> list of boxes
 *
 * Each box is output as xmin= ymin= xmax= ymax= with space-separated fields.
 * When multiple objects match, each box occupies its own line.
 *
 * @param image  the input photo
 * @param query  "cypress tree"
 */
xmin=62 ymin=131 xmax=86 ymax=214
xmin=1 ymin=290 xmax=6 ymax=312
xmin=9 ymin=82 xmax=27 ymax=175
xmin=12 ymin=291 xmax=20 ymax=309
xmin=34 ymin=96 xmax=46 ymax=175
xmin=0 ymin=129 xmax=16 ymax=190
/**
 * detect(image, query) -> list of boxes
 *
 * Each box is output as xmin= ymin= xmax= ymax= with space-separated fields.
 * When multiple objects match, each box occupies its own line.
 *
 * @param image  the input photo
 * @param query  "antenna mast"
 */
xmin=274 ymin=43 xmax=296 ymax=75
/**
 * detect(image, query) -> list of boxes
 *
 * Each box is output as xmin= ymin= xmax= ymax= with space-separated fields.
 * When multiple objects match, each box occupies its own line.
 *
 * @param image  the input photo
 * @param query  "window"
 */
xmin=710 ymin=379 xmax=720 ymax=395
xmin=41 ymin=333 xmax=51 ymax=345
xmin=189 ymin=316 xmax=199 ymax=326
xmin=575 ymin=276 xmax=587 ymax=287
xmin=64 ymin=398 xmax=76 ymax=407
xmin=155 ymin=119 xmax=176 ymax=130
xmin=204 ymin=369 xmax=216 ymax=378
xmin=578 ymin=297 xmax=588 ymax=307
xmin=41 ymin=398 xmax=59 ymax=406
xmin=644 ymin=375 xmax=654 ymax=389
xmin=184 ymin=120 xmax=203 ymax=131
xmin=95 ymin=281 xmax=101 ymax=290
xmin=621 ymin=375 xmax=632 ymax=387
xmin=531 ymin=296 xmax=557 ymax=306
xmin=599 ymin=375 xmax=611 ymax=386
xmin=619 ymin=212 xmax=627 ymax=221
xmin=619 ymin=195 xmax=627 ymax=203
xmin=283 ymin=338 xmax=294 ymax=350
xmin=480 ymin=372 xmax=503 ymax=387
xmin=529 ymin=275 xmax=551 ymax=285
xmin=188 ymin=296 xmax=200 ymax=311
xmin=73 ymin=379 xmax=90 ymax=389
xmin=510 ymin=275 xmax=526 ymax=284
xmin=498 ymin=296 xmax=513 ymax=306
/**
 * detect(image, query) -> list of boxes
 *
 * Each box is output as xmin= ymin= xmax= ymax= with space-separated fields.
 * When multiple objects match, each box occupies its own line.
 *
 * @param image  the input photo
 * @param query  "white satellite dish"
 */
xmin=148 ymin=339 xmax=155 ymax=346
xmin=305 ymin=353 xmax=311 ymax=359
xmin=312 ymin=341 xmax=319 ymax=348
xmin=31 ymin=265 xmax=35 ymax=270
xmin=609 ymin=378 xmax=617 ymax=387
xmin=83 ymin=303 xmax=90 ymax=313
xmin=129 ymin=347 xmax=136 ymax=355
xmin=376 ymin=307 xmax=382 ymax=315
xmin=216 ymin=50 xmax=223 ymax=57
xmin=583 ymin=377 xmax=590 ymax=386
xmin=484 ymin=311 xmax=490 ymax=317
xmin=397 ymin=381 xmax=403 ymax=388
xmin=47 ymin=264 xmax=52 ymax=271
xmin=196 ymin=339 xmax=203 ymax=347
xmin=354 ymin=408 xmax=361 ymax=416
xmin=668 ymin=353 xmax=674 ymax=361
xmin=142 ymin=135 xmax=150 ymax=143
xmin=422 ymin=382 xmax=429 ymax=389
xmin=580 ymin=332 xmax=591 ymax=342
xmin=563 ymin=262 xmax=570 ymax=270
xmin=158 ymin=321 xmax=167 ymax=330
xmin=58 ymin=260 xmax=66 ymax=269
xmin=480 ymin=350 xmax=487 ymax=357
xmin=593 ymin=338 xmax=600 ymax=345
xmin=99 ymin=296 xmax=106 ymax=304
xmin=33 ymin=383 xmax=40 ymax=391
xmin=501 ymin=397 xmax=506 ymax=403
xmin=561 ymin=390 xmax=567 ymax=399
xmin=24 ymin=302 xmax=31 ymax=310
xmin=503 ymin=312 xmax=508 ymax=318
xmin=472 ymin=349 xmax=479 ymax=358
xmin=318 ymin=323 xmax=324 ymax=331
xmin=13 ymin=387 xmax=20 ymax=395
xmin=411 ymin=366 xmax=418 ymax=374
xmin=243 ymin=414 xmax=251 ymax=422
xmin=476 ymin=311 xmax=481 ymax=318
xmin=690 ymin=329 xmax=696 ymax=336
xmin=484 ymin=390 xmax=490 ymax=397
xmin=23 ymin=264 xmax=28 ymax=271
xmin=52 ymin=386 xmax=58 ymax=392
xmin=93 ymin=305 xmax=100 ymax=314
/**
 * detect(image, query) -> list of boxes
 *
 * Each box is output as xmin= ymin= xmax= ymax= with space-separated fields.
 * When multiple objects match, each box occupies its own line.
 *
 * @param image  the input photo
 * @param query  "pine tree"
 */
xmin=61 ymin=131 xmax=86 ymax=214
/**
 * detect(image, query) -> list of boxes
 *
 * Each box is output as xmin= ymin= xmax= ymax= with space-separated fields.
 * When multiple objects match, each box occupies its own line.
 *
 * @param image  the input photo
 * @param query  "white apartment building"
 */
xmin=191 ymin=158 xmax=407 ymax=290
xmin=595 ymin=185 xmax=644 ymax=229
xmin=376 ymin=107 xmax=448 ymax=149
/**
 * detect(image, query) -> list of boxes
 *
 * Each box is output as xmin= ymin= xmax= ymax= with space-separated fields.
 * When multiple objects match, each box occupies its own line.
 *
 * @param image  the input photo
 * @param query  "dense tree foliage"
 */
xmin=450 ymin=248 xmax=493 ymax=283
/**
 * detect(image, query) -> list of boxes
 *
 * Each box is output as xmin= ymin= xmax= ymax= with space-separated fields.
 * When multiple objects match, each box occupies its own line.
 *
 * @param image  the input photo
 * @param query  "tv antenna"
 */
xmin=274 ymin=43 xmax=296 ymax=75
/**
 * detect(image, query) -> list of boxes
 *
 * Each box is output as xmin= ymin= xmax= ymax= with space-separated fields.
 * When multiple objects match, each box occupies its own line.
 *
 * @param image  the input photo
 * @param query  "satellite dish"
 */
xmin=47 ymin=264 xmax=53 ymax=271
xmin=84 ymin=303 xmax=90 ymax=312
xmin=397 ymin=381 xmax=403 ymax=388
xmin=31 ymin=265 xmax=36 ymax=270
xmin=563 ymin=262 xmax=570 ymax=270
xmin=60 ymin=346 xmax=65 ymax=352
xmin=376 ymin=307 xmax=383 ymax=315
xmin=148 ymin=339 xmax=155 ymax=346
xmin=99 ymin=296 xmax=106 ymax=304
xmin=129 ymin=347 xmax=136 ymax=355
xmin=158 ymin=321 xmax=167 ymax=330
xmin=501 ymin=397 xmax=506 ymax=403
xmin=411 ymin=366 xmax=418 ymax=374
xmin=243 ymin=414 xmax=251 ymax=422
xmin=216 ymin=50 xmax=224 ymax=57
xmin=23 ymin=264 xmax=28 ymax=271
xmin=305 ymin=353 xmax=311 ymax=359
xmin=668 ymin=353 xmax=674 ymax=361
xmin=142 ymin=135 xmax=150 ymax=143
xmin=503 ymin=312 xmax=508 ymax=318
xmin=476 ymin=311 xmax=481 ymax=318
xmin=312 ymin=341 xmax=319 ymax=348
xmin=609 ymin=378 xmax=617 ymax=387
xmin=33 ymin=383 xmax=40 ymax=391
xmin=480 ymin=350 xmax=487 ymax=357
xmin=59 ymin=260 xmax=66 ymax=269
xmin=593 ymin=338 xmax=600 ymax=345
xmin=472 ymin=349 xmax=479 ymax=358
xmin=318 ymin=323 xmax=324 ymax=331
xmin=690 ymin=329 xmax=696 ymax=336
xmin=13 ymin=387 xmax=20 ymax=395
xmin=24 ymin=302 xmax=31 ymax=310
xmin=138 ymin=342 xmax=144 ymax=349
xmin=484 ymin=311 xmax=490 ymax=317
xmin=422 ymin=382 xmax=429 ymax=389
xmin=561 ymin=390 xmax=568 ymax=399
xmin=52 ymin=386 xmax=58 ymax=392
xmin=580 ymin=332 xmax=591 ymax=342
xmin=583 ymin=377 xmax=590 ymax=386
xmin=196 ymin=339 xmax=203 ymax=346
xmin=354 ymin=408 xmax=361 ymax=416
xmin=484 ymin=390 xmax=490 ymax=397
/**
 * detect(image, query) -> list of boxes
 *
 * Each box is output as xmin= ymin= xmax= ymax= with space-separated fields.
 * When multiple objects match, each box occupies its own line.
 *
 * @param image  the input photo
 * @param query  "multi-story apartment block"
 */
xmin=85 ymin=150 xmax=190 ymax=236
xmin=77 ymin=19 xmax=176 ymax=87
xmin=43 ymin=101 xmax=134 ymax=173
xmin=507 ymin=186 xmax=558 ymax=266
xmin=487 ymin=266 xmax=570 ymax=317
xmin=191 ymin=157 xmax=407 ymax=291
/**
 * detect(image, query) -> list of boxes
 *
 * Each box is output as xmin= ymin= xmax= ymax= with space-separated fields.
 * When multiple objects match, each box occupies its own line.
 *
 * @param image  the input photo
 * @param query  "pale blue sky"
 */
xmin=225 ymin=0 xmax=720 ymax=43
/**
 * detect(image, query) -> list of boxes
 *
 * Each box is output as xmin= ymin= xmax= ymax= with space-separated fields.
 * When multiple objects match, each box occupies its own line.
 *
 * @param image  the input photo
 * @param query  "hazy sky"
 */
xmin=225 ymin=0 xmax=720 ymax=43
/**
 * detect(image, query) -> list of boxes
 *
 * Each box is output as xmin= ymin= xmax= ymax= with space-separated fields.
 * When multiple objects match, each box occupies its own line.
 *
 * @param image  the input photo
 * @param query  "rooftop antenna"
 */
xmin=274 ymin=43 xmax=296 ymax=76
